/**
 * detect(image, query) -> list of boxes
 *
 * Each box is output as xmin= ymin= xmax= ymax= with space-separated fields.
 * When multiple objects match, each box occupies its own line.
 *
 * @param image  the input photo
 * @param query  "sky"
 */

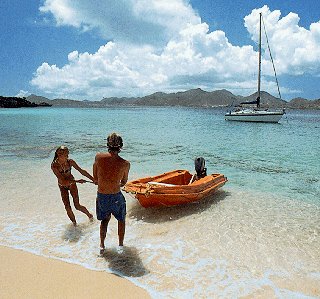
xmin=1 ymin=0 xmax=319 ymax=101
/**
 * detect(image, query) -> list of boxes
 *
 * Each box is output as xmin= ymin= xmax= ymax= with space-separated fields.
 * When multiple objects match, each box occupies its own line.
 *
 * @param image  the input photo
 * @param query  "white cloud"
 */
xmin=32 ymin=2 xmax=320 ymax=100
xmin=16 ymin=90 xmax=30 ymax=98
xmin=244 ymin=5 xmax=320 ymax=75
xmin=39 ymin=0 xmax=200 ymax=45
xmin=31 ymin=24 xmax=257 ymax=99
xmin=40 ymin=0 xmax=81 ymax=27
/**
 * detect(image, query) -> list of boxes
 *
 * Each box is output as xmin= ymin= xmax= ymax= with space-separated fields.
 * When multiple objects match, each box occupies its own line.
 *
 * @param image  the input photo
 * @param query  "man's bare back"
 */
xmin=93 ymin=152 xmax=130 ymax=194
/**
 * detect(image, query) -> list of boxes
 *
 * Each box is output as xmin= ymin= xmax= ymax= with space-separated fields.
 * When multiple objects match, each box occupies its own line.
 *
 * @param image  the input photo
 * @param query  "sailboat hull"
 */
xmin=225 ymin=110 xmax=284 ymax=123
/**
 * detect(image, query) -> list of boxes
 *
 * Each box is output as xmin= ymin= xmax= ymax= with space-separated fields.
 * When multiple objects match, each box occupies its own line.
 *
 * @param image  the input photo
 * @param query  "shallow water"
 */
xmin=0 ymin=107 xmax=319 ymax=298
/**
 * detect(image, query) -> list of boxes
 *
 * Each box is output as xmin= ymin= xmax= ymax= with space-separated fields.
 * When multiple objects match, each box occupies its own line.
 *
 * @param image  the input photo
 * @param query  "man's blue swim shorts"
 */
xmin=96 ymin=192 xmax=126 ymax=222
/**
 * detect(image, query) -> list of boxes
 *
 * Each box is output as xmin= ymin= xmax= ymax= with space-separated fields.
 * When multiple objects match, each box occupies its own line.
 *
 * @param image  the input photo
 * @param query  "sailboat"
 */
xmin=225 ymin=13 xmax=285 ymax=123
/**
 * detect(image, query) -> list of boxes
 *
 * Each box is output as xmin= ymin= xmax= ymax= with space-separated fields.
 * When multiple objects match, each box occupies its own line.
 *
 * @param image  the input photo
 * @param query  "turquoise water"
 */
xmin=0 ymin=107 xmax=319 ymax=298
xmin=1 ymin=107 xmax=319 ymax=202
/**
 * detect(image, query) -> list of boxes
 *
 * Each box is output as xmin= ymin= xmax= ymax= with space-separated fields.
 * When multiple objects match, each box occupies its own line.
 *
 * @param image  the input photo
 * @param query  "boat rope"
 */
xmin=261 ymin=15 xmax=282 ymax=100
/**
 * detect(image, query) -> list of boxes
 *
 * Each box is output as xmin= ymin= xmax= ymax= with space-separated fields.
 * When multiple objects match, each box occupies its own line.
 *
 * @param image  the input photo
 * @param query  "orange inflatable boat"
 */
xmin=123 ymin=169 xmax=227 ymax=208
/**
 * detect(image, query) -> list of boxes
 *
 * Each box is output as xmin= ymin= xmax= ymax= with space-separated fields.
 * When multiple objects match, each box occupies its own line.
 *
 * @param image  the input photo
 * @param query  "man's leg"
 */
xmin=118 ymin=221 xmax=125 ymax=246
xmin=100 ymin=215 xmax=111 ymax=253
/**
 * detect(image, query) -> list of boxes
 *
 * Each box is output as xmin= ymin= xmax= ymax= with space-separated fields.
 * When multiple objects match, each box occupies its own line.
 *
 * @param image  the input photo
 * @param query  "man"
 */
xmin=93 ymin=132 xmax=130 ymax=254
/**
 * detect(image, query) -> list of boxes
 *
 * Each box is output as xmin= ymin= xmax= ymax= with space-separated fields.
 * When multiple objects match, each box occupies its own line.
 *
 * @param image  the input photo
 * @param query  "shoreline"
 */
xmin=0 ymin=245 xmax=151 ymax=299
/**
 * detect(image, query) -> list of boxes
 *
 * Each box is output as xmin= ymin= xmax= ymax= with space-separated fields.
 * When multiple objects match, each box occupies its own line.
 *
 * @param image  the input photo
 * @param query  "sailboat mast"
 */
xmin=257 ymin=12 xmax=262 ymax=106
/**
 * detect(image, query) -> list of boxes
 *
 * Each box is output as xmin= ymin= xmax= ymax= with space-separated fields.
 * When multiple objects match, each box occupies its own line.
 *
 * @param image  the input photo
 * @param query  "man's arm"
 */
xmin=120 ymin=161 xmax=130 ymax=187
xmin=93 ymin=155 xmax=98 ymax=184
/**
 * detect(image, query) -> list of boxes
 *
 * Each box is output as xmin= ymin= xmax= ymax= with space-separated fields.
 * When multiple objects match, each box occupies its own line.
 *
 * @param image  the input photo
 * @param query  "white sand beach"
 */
xmin=0 ymin=246 xmax=150 ymax=299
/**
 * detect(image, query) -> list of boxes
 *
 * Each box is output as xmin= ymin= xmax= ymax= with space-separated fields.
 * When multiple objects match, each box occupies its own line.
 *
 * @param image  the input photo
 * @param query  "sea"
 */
xmin=0 ymin=106 xmax=319 ymax=298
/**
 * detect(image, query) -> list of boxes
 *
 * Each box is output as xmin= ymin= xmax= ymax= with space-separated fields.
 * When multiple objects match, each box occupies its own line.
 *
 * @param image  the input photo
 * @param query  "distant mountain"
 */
xmin=240 ymin=91 xmax=287 ymax=108
xmin=131 ymin=88 xmax=241 ymax=107
xmin=288 ymin=97 xmax=320 ymax=109
xmin=25 ymin=89 xmax=320 ymax=109
xmin=102 ymin=88 xmax=300 ymax=108
xmin=101 ymin=96 xmax=136 ymax=106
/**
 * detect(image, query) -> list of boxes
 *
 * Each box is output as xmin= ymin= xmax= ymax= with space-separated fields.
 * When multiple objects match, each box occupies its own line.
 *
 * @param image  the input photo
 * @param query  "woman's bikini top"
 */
xmin=58 ymin=159 xmax=72 ymax=174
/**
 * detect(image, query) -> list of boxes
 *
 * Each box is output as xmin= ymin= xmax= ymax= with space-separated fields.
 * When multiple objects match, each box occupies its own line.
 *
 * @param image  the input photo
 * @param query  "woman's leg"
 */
xmin=70 ymin=184 xmax=93 ymax=219
xmin=59 ymin=186 xmax=77 ymax=225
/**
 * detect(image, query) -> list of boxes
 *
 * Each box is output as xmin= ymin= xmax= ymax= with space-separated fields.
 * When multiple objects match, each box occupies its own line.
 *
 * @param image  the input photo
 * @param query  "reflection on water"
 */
xmin=62 ymin=220 xmax=96 ymax=242
xmin=128 ymin=190 xmax=228 ymax=223
xmin=100 ymin=246 xmax=149 ymax=277
xmin=62 ymin=224 xmax=84 ymax=242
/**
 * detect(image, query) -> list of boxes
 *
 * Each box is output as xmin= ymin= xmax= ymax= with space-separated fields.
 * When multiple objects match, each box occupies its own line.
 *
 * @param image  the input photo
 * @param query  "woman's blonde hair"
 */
xmin=52 ymin=145 xmax=69 ymax=163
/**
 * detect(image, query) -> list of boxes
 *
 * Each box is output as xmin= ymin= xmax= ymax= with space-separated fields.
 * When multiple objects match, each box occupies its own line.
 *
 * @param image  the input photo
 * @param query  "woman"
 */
xmin=51 ymin=145 xmax=94 ymax=225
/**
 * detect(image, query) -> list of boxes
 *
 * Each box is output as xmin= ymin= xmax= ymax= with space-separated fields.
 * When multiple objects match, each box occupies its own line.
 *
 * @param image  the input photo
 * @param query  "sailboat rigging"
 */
xmin=225 ymin=13 xmax=285 ymax=123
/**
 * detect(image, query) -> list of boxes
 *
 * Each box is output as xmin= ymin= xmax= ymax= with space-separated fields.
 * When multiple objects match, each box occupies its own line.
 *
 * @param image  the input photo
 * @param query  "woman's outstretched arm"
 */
xmin=70 ymin=159 xmax=94 ymax=182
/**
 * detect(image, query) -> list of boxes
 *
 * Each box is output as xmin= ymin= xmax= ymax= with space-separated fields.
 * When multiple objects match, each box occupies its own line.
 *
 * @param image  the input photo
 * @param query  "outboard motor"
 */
xmin=194 ymin=157 xmax=207 ymax=178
